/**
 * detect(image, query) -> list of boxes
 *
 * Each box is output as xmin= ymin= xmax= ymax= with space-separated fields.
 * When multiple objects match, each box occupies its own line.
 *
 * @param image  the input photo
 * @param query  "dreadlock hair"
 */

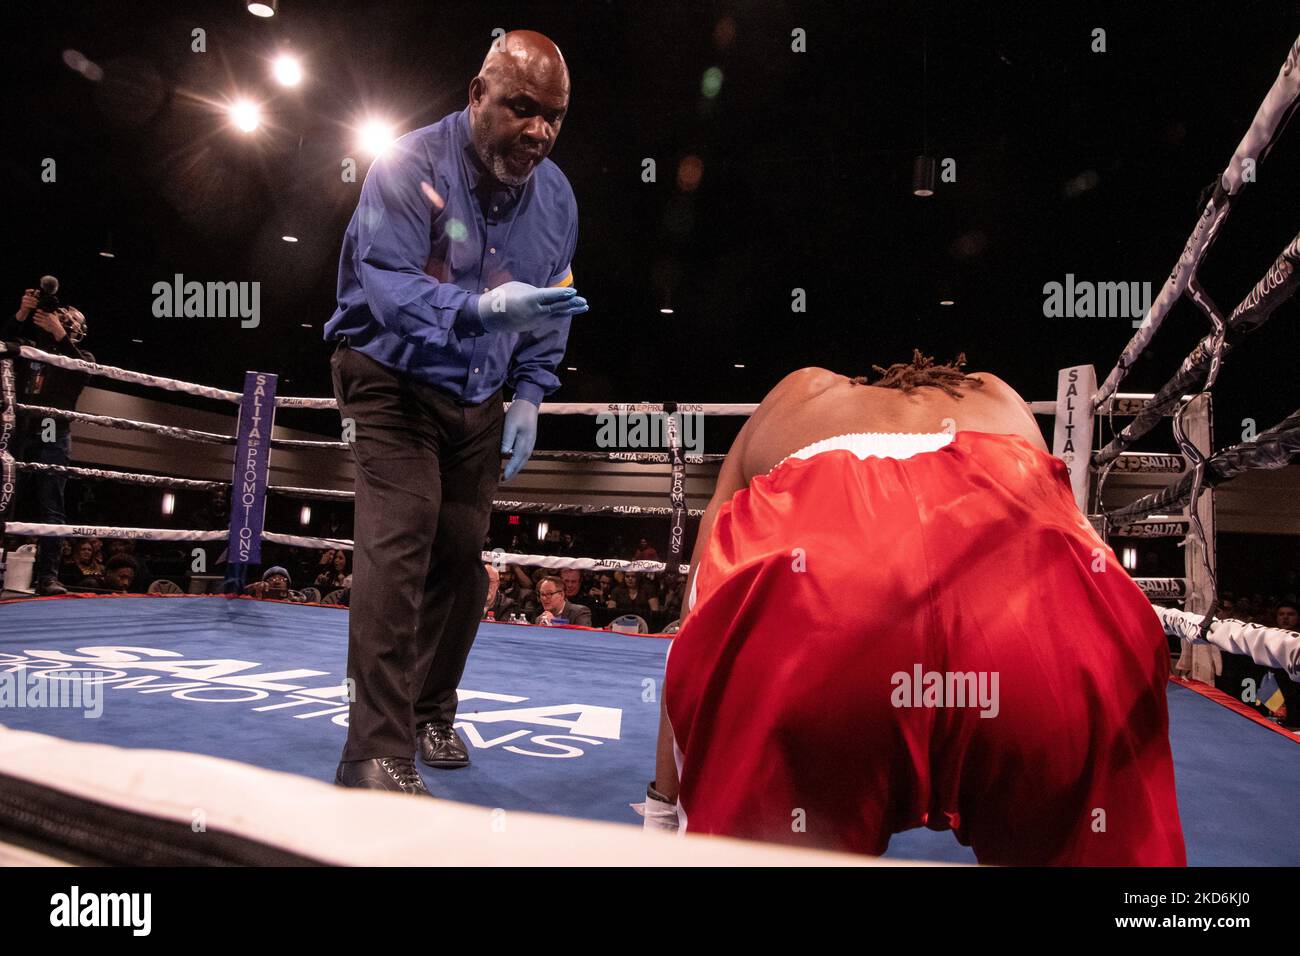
xmin=852 ymin=349 xmax=984 ymax=399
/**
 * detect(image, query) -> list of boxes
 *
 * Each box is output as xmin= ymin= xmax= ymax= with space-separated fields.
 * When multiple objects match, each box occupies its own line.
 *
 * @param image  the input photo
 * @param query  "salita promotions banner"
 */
xmin=1052 ymin=364 xmax=1096 ymax=514
xmin=228 ymin=371 xmax=277 ymax=565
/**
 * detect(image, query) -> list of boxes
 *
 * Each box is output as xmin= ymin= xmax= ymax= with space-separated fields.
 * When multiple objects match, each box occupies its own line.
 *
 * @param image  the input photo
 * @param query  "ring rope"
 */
xmin=2 ymin=522 xmax=694 ymax=577
xmin=0 ymin=343 xmax=243 ymax=403
xmin=1156 ymin=605 xmax=1300 ymax=681
xmin=1093 ymin=230 xmax=1300 ymax=470
xmin=18 ymin=403 xmax=235 ymax=445
xmin=1094 ymin=34 xmax=1300 ymax=406
xmin=12 ymin=461 xmax=224 ymax=491
xmin=1104 ymin=403 xmax=1300 ymax=523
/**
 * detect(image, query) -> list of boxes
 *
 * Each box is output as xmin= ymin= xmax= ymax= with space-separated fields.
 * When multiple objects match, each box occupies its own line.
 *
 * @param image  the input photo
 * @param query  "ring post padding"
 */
xmin=1184 ymin=393 xmax=1216 ymax=615
xmin=1052 ymin=365 xmax=1096 ymax=514
xmin=226 ymin=372 xmax=277 ymax=587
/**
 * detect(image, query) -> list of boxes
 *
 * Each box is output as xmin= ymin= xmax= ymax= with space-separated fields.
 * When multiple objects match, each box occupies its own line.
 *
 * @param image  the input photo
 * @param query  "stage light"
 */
xmin=300 ymin=506 xmax=312 ymax=527
xmin=281 ymin=235 xmax=298 ymax=243
xmin=229 ymin=99 xmax=261 ymax=133
xmin=536 ymin=520 xmax=549 ymax=542
xmin=272 ymin=53 xmax=302 ymax=87
xmin=356 ymin=119 xmax=397 ymax=157
xmin=162 ymin=493 xmax=175 ymax=516
xmin=247 ymin=0 xmax=277 ymax=18
xmin=912 ymin=154 xmax=936 ymax=197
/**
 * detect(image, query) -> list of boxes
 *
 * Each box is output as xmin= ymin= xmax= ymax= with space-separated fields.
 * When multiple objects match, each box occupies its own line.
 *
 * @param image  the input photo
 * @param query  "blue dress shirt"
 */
xmin=324 ymin=106 xmax=578 ymax=406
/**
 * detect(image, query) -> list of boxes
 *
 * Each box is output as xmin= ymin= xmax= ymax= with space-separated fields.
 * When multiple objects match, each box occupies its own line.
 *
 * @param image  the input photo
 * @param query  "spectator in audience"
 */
xmin=610 ymin=570 xmax=655 ymax=615
xmin=587 ymin=572 xmax=614 ymax=607
xmin=77 ymin=554 xmax=138 ymax=593
xmin=483 ymin=564 xmax=517 ymax=620
xmin=500 ymin=564 xmax=538 ymax=616
xmin=533 ymin=575 xmax=592 ymax=627
xmin=61 ymin=538 xmax=102 ymax=586
xmin=559 ymin=568 xmax=592 ymax=608
xmin=315 ymin=549 xmax=351 ymax=591
xmin=244 ymin=565 xmax=308 ymax=603
xmin=660 ymin=571 xmax=685 ymax=616
xmin=633 ymin=537 xmax=659 ymax=561
xmin=559 ymin=531 xmax=579 ymax=555
xmin=1275 ymin=599 xmax=1298 ymax=631
xmin=1270 ymin=600 xmax=1300 ymax=728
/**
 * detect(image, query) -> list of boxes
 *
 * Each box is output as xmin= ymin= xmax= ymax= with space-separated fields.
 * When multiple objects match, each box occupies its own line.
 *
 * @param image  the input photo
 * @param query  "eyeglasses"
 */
xmin=538 ymin=590 xmax=561 ymax=597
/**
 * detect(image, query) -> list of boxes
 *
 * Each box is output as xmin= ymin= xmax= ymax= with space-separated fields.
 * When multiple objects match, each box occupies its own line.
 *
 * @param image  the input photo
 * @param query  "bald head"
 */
xmin=469 ymin=30 xmax=570 ymax=186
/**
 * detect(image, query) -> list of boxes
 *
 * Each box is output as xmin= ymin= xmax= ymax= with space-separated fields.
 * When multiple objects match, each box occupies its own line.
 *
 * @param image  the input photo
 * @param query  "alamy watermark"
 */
xmin=0 ymin=670 xmax=104 ymax=718
xmin=152 ymin=273 xmax=260 ymax=328
xmin=890 ymin=664 xmax=1000 ymax=718
xmin=1043 ymin=274 xmax=1152 ymax=328
xmin=595 ymin=411 xmax=704 ymax=455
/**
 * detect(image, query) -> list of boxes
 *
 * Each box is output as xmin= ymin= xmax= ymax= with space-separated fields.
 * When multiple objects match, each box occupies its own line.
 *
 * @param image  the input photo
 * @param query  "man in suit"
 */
xmin=533 ymin=575 xmax=592 ymax=627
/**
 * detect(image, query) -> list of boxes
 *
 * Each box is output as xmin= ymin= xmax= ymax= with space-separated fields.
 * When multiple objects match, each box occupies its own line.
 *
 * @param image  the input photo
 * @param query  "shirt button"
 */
xmin=492 ymin=206 xmax=499 ymax=212
xmin=473 ymin=368 xmax=480 ymax=374
xmin=489 ymin=247 xmax=497 ymax=254
xmin=483 ymin=287 xmax=490 ymax=292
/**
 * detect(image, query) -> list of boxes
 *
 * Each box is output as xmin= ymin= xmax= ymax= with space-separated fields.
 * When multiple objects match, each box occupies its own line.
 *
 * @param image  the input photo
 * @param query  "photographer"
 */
xmin=244 ymin=565 xmax=308 ymax=603
xmin=1 ymin=285 xmax=94 ymax=596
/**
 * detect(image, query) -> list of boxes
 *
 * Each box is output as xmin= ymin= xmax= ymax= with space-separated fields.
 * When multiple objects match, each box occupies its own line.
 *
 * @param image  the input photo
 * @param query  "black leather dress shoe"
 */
xmin=417 ymin=722 xmax=470 ymax=768
xmin=334 ymin=757 xmax=433 ymax=796
xmin=34 ymin=578 xmax=67 ymax=596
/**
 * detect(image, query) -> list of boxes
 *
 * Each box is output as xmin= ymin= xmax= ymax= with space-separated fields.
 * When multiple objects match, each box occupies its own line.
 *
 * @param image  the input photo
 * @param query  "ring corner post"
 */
xmin=1052 ymin=364 xmax=1097 ymax=515
xmin=224 ymin=371 xmax=279 ymax=594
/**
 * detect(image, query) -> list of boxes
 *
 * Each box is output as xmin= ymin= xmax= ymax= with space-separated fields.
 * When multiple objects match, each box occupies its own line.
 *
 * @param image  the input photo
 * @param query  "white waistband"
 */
xmin=778 ymin=431 xmax=954 ymax=470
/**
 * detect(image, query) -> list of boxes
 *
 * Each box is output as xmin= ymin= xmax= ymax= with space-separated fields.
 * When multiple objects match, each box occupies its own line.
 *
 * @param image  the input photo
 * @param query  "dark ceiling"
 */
xmin=4 ymin=0 xmax=1300 ymax=441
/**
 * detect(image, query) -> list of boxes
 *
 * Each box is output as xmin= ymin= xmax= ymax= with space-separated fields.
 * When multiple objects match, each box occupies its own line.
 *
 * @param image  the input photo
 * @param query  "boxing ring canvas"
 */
xmin=0 ymin=595 xmax=1296 ymax=865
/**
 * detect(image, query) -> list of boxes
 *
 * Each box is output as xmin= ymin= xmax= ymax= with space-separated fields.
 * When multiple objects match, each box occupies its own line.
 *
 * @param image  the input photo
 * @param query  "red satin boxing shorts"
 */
xmin=665 ymin=430 xmax=1185 ymax=865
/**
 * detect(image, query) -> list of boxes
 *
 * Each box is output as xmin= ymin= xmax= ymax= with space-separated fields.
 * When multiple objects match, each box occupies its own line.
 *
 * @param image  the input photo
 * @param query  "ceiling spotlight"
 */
xmin=357 ymin=119 xmax=397 ymax=157
xmin=734 ymin=363 xmax=745 ymax=369
xmin=281 ymin=235 xmax=298 ymax=243
xmin=247 ymin=0 xmax=277 ymax=17
xmin=565 ymin=366 xmax=577 ymax=372
xmin=659 ymin=307 xmax=674 ymax=315
xmin=272 ymin=54 xmax=303 ymax=87
xmin=229 ymin=99 xmax=261 ymax=133
xmin=939 ymin=299 xmax=955 ymax=306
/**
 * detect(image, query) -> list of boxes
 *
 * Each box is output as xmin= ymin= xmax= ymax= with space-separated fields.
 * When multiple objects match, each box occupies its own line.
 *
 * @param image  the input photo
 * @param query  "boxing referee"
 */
xmin=326 ymin=31 xmax=586 ymax=793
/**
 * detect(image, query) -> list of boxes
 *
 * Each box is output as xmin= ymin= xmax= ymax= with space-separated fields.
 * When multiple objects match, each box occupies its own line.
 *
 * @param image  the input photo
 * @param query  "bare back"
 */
xmin=683 ymin=366 xmax=1048 ymax=610
xmin=736 ymin=367 xmax=1046 ymax=482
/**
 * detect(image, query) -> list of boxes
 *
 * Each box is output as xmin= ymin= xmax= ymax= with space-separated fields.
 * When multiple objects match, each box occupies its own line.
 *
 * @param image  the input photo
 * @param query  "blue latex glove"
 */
xmin=478 ymin=281 xmax=588 ymax=334
xmin=501 ymin=399 xmax=539 ymax=483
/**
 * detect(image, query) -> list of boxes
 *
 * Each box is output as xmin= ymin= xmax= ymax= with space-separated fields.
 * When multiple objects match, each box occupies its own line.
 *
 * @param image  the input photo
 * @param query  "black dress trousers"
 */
xmin=330 ymin=342 xmax=504 ymax=760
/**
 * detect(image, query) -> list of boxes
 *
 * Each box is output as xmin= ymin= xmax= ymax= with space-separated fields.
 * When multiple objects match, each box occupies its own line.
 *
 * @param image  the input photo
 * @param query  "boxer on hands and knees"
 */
xmin=647 ymin=352 xmax=1185 ymax=865
xmin=326 ymin=31 xmax=586 ymax=794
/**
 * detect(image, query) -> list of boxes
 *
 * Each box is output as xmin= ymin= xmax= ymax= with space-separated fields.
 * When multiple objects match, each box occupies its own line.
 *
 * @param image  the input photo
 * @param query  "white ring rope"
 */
xmin=19 ymin=403 xmax=234 ymax=445
xmin=4 ymin=521 xmax=693 ymax=576
xmin=13 ymin=461 xmax=224 ymax=491
xmin=1094 ymin=33 xmax=1300 ymax=406
xmin=0 ymin=343 xmax=242 ymax=403
xmin=1157 ymin=605 xmax=1300 ymax=681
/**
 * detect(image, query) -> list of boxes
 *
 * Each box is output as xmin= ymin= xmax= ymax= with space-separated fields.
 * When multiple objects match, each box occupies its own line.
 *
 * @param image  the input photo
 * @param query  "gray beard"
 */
xmin=488 ymin=150 xmax=535 ymax=187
